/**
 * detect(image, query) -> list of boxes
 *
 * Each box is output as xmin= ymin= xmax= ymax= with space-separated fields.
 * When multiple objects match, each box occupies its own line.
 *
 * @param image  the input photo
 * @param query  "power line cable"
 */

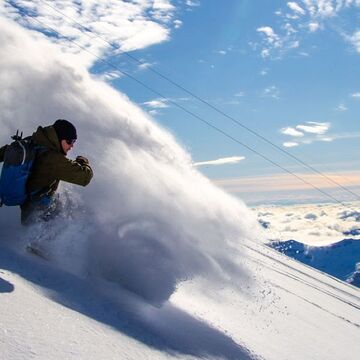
xmin=17 ymin=8 xmax=352 ymax=206
xmin=35 ymin=0 xmax=360 ymax=201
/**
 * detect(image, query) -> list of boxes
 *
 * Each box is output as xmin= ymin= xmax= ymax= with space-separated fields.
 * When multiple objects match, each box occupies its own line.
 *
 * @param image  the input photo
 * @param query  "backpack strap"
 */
xmin=24 ymin=143 xmax=51 ymax=204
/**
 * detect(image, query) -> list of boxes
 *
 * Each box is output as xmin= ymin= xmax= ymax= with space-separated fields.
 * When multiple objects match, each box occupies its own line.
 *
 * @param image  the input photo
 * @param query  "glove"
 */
xmin=75 ymin=155 xmax=89 ymax=166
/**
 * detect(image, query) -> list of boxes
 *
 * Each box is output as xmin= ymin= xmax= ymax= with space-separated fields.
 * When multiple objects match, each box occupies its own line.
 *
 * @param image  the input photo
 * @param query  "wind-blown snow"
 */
xmin=0 ymin=17 xmax=261 ymax=304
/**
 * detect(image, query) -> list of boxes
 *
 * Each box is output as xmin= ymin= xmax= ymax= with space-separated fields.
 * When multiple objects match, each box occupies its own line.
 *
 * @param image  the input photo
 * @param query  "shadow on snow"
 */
xmin=0 ymin=276 xmax=14 ymax=293
xmin=0 ymin=244 xmax=257 ymax=360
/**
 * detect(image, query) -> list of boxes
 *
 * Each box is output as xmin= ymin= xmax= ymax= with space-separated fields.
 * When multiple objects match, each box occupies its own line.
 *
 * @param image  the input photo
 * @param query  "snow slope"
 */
xmin=0 ymin=238 xmax=359 ymax=360
xmin=0 ymin=16 xmax=359 ymax=360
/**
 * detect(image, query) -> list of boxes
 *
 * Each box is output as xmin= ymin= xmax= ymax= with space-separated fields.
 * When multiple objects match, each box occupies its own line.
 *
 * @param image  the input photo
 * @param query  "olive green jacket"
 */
xmin=0 ymin=125 xmax=93 ymax=197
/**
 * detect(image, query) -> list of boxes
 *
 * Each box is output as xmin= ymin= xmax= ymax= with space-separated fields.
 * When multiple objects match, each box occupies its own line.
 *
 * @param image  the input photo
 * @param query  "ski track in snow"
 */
xmin=243 ymin=244 xmax=360 ymax=331
xmin=244 ymin=243 xmax=360 ymax=311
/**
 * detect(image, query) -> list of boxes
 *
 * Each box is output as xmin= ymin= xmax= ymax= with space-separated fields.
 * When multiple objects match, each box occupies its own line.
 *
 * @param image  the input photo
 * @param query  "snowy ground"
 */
xmin=0 ymin=234 xmax=359 ymax=360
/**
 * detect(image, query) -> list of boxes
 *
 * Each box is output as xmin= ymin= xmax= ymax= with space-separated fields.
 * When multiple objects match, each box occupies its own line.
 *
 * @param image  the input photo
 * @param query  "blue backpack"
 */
xmin=0 ymin=131 xmax=45 ymax=206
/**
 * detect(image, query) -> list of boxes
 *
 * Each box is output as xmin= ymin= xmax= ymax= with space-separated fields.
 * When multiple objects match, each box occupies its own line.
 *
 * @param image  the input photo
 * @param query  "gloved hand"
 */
xmin=75 ymin=155 xmax=89 ymax=166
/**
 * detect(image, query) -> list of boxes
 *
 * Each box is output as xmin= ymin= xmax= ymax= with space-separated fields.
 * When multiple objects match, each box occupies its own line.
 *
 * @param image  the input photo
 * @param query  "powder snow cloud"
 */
xmin=0 ymin=17 xmax=261 ymax=304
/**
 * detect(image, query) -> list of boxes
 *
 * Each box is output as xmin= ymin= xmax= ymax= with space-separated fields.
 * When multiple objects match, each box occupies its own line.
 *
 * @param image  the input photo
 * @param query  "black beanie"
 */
xmin=53 ymin=119 xmax=77 ymax=141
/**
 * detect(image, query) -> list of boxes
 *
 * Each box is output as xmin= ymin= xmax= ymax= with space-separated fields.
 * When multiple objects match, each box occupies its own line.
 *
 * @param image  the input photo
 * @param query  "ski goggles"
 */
xmin=65 ymin=139 xmax=76 ymax=145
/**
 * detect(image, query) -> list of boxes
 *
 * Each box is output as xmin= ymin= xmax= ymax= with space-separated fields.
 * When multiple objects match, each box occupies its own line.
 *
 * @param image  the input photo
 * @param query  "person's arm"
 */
xmin=52 ymin=153 xmax=93 ymax=186
xmin=0 ymin=145 xmax=8 ymax=163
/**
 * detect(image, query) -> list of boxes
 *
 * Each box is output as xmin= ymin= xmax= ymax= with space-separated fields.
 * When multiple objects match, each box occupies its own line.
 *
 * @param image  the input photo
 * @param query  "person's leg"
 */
xmin=20 ymin=195 xmax=57 ymax=225
xmin=20 ymin=201 xmax=38 ymax=226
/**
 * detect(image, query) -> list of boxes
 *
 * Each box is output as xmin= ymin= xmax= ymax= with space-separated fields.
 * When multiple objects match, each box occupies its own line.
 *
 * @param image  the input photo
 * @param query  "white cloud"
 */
xmin=256 ymin=23 xmax=299 ymax=58
xmin=255 ymin=201 xmax=360 ymax=245
xmin=97 ymin=70 xmax=123 ymax=81
xmin=262 ymin=85 xmax=280 ymax=99
xmin=143 ymin=99 xmax=170 ymax=109
xmin=302 ymin=0 xmax=337 ymax=18
xmin=287 ymin=2 xmax=306 ymax=15
xmin=281 ymin=127 xmax=305 ymax=137
xmin=308 ymin=22 xmax=320 ymax=32
xmin=280 ymin=121 xmax=335 ymax=146
xmin=319 ymin=136 xmax=334 ymax=142
xmin=351 ymin=92 xmax=360 ymax=98
xmin=283 ymin=141 xmax=299 ymax=147
xmin=235 ymin=91 xmax=245 ymax=97
xmin=261 ymin=49 xmax=271 ymax=58
xmin=150 ymin=0 xmax=176 ymax=23
xmin=138 ymin=61 xmax=155 ymax=71
xmin=283 ymin=22 xmax=297 ymax=35
xmin=153 ymin=0 xmax=175 ymax=12
xmin=186 ymin=0 xmax=201 ymax=7
xmin=323 ymin=132 xmax=360 ymax=140
xmin=174 ymin=19 xmax=183 ymax=29
xmin=216 ymin=50 xmax=227 ymax=55
xmin=256 ymin=1 xmax=360 ymax=58
xmin=0 ymin=0 xmax=176 ymax=68
xmin=347 ymin=30 xmax=360 ymax=53
xmin=194 ymin=156 xmax=245 ymax=167
xmin=257 ymin=26 xmax=279 ymax=44
xmin=289 ymin=40 xmax=300 ymax=48
xmin=335 ymin=103 xmax=347 ymax=111
xmin=148 ymin=109 xmax=159 ymax=116
xmin=296 ymin=121 xmax=330 ymax=134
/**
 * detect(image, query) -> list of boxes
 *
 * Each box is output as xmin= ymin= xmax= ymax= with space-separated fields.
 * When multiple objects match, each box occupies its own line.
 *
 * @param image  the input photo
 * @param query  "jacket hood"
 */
xmin=32 ymin=126 xmax=62 ymax=153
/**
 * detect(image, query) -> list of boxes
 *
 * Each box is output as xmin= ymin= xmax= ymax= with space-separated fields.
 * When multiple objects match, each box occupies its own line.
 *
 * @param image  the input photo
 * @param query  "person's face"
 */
xmin=61 ymin=139 xmax=75 ymax=154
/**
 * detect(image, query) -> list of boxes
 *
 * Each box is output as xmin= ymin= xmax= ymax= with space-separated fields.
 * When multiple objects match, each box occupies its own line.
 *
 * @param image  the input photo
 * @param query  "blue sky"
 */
xmin=105 ymin=2 xmax=360 ymax=169
xmin=106 ymin=1 xmax=360 ymax=203
xmin=1 ymin=0 xmax=360 ymax=204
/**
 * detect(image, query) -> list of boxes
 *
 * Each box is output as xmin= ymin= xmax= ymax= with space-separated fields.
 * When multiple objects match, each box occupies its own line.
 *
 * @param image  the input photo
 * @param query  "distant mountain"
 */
xmin=269 ymin=239 xmax=360 ymax=287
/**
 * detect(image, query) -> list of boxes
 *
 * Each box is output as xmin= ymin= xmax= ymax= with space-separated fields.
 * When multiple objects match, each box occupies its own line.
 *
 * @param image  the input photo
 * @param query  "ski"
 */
xmin=26 ymin=244 xmax=49 ymax=261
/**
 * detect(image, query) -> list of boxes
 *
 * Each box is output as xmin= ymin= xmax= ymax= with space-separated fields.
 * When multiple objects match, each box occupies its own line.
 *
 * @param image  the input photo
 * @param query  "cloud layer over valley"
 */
xmin=256 ymin=201 xmax=360 ymax=245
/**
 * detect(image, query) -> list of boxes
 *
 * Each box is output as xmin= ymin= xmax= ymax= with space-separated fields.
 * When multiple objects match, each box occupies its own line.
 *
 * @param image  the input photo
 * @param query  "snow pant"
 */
xmin=20 ymin=195 xmax=60 ymax=226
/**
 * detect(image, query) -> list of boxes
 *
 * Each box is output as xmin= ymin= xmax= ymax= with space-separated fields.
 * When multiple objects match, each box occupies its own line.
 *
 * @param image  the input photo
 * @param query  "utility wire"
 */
xmin=20 ymin=9 xmax=352 ymax=206
xmin=35 ymin=0 xmax=360 ymax=202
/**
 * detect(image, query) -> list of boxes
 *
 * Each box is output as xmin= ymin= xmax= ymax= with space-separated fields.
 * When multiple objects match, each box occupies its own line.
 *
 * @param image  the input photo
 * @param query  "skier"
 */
xmin=0 ymin=119 xmax=93 ymax=225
